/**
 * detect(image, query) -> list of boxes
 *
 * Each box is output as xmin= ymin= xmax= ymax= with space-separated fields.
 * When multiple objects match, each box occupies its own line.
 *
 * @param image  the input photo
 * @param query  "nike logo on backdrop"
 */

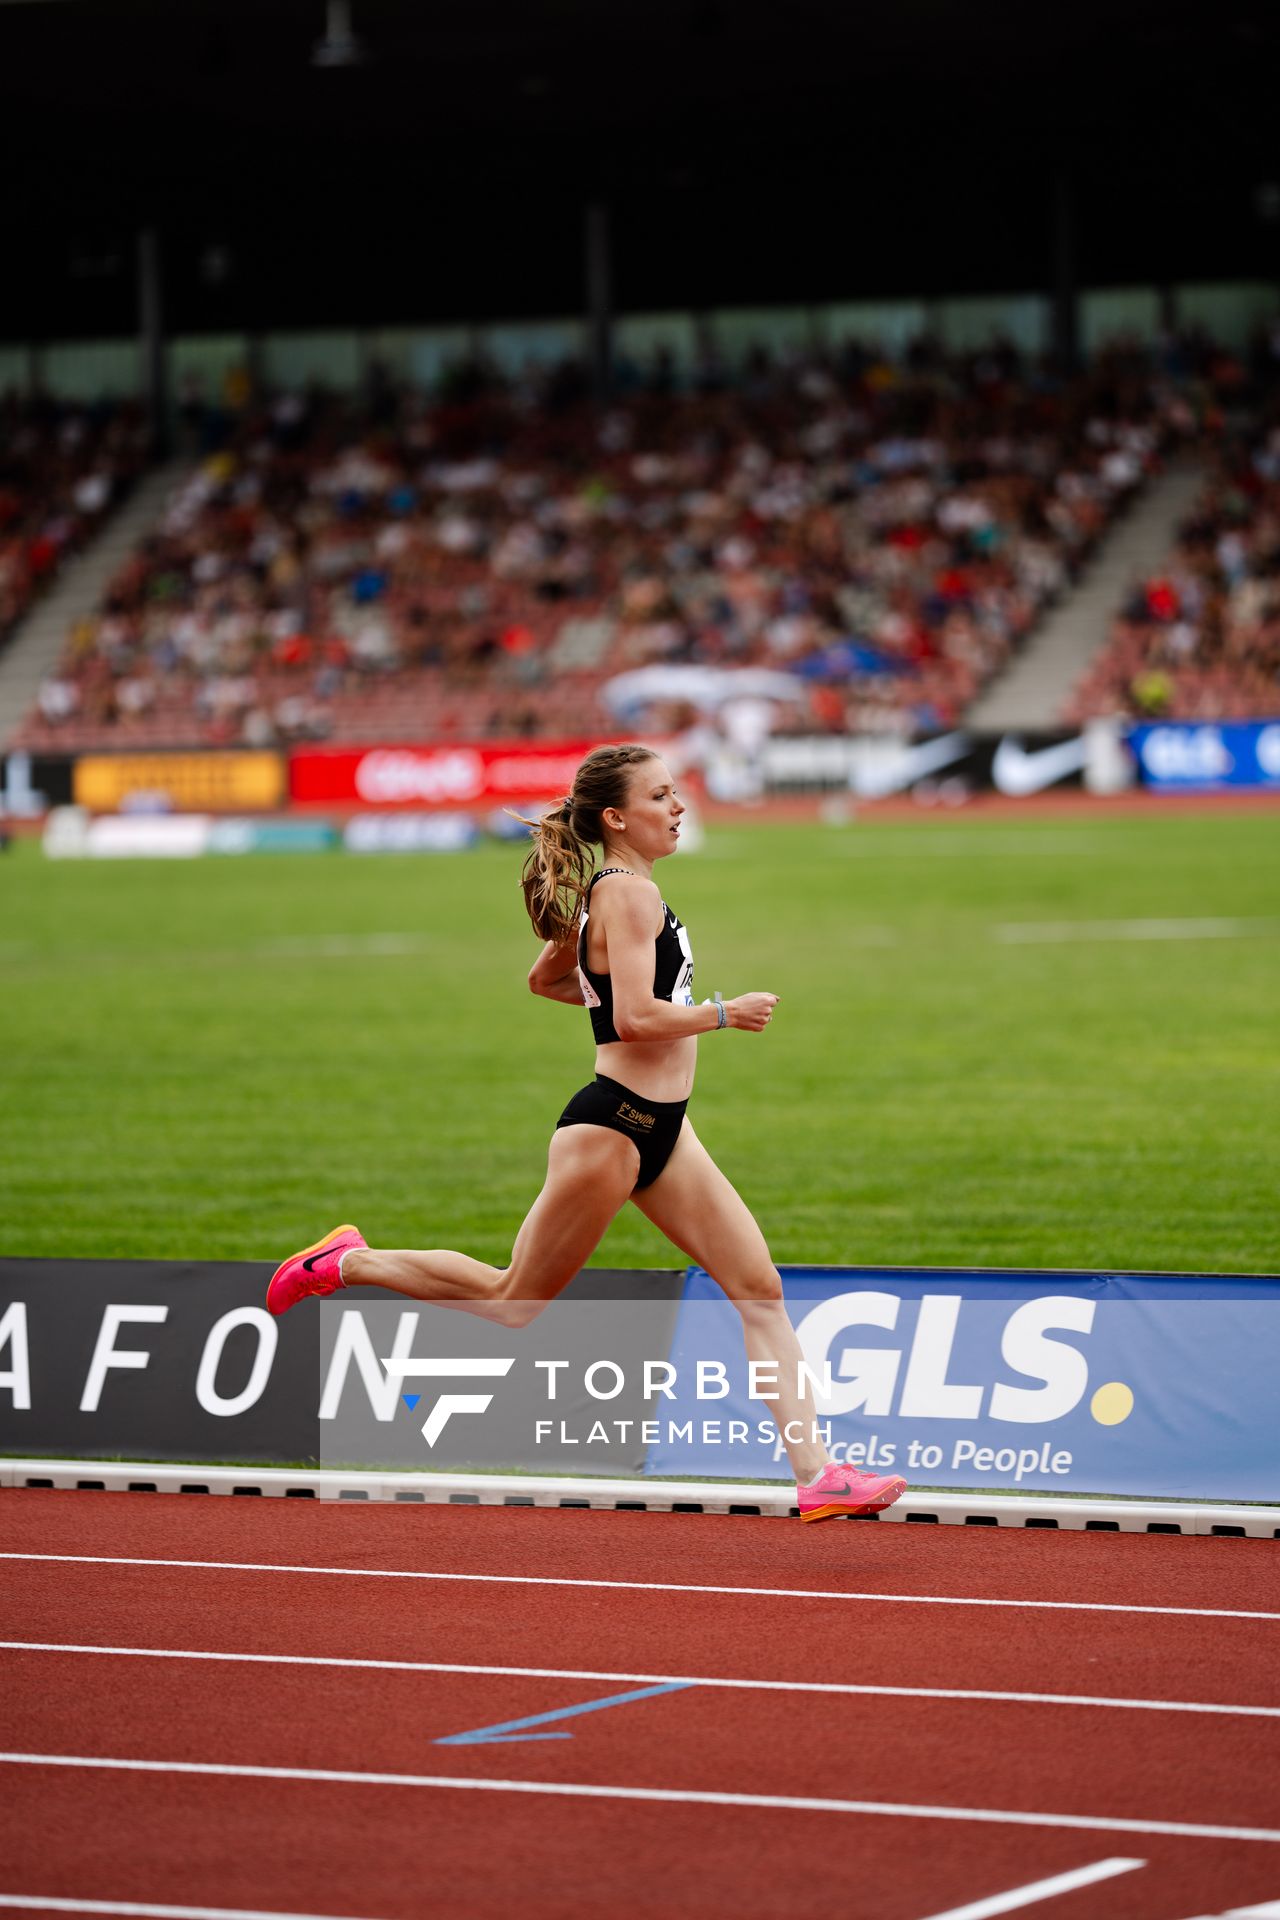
xmin=853 ymin=732 xmax=972 ymax=799
xmin=992 ymin=735 xmax=1088 ymax=797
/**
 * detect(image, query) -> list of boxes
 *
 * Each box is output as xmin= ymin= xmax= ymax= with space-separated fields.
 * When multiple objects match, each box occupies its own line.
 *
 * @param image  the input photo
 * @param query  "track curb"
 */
xmin=3 ymin=1458 xmax=1277 ymax=1536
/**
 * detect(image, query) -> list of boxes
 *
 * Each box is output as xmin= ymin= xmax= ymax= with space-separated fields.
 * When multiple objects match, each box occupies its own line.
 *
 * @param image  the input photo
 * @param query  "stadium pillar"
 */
xmin=585 ymin=199 xmax=613 ymax=403
xmin=136 ymin=227 xmax=170 ymax=456
xmin=1050 ymin=170 xmax=1079 ymax=374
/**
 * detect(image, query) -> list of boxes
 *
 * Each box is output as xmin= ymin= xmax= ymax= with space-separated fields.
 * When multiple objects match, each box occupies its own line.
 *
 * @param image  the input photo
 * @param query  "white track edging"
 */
xmin=1 ymin=1459 xmax=1276 ymax=1536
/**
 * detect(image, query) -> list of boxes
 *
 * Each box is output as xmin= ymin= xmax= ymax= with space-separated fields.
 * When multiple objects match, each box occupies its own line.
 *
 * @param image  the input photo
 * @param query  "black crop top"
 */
xmin=577 ymin=868 xmax=695 ymax=1044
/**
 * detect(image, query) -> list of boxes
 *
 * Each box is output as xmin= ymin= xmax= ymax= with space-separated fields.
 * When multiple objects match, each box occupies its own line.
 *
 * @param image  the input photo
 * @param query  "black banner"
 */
xmin=756 ymin=728 xmax=1126 ymax=800
xmin=0 ymin=1260 xmax=684 ymax=1469
xmin=0 ymin=753 xmax=74 ymax=813
xmin=0 ymin=1259 xmax=318 ymax=1464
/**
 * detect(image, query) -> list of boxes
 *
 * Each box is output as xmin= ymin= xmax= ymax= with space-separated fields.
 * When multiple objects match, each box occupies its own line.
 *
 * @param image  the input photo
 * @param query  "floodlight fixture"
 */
xmin=312 ymin=0 xmax=365 ymax=68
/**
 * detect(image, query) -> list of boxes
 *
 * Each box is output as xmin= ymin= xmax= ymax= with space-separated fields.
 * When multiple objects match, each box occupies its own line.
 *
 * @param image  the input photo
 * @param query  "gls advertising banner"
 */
xmin=646 ymin=1268 xmax=1280 ymax=1502
xmin=1129 ymin=719 xmax=1280 ymax=790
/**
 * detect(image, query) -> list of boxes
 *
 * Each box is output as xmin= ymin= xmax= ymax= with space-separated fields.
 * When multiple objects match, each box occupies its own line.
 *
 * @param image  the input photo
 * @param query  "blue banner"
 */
xmin=644 ymin=1267 xmax=1280 ymax=1501
xmin=1128 ymin=719 xmax=1280 ymax=790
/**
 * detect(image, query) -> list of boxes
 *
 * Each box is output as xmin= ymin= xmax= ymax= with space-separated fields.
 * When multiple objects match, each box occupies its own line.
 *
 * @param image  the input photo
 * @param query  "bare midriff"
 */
xmin=594 ymin=1035 xmax=697 ymax=1105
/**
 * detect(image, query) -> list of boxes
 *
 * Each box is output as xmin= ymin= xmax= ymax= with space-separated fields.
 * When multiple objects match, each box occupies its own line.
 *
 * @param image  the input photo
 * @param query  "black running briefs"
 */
xmin=555 ymin=1074 xmax=688 ymax=1189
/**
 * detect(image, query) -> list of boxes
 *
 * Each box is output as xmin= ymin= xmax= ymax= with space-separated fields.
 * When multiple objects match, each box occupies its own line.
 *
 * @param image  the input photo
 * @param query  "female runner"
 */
xmin=268 ymin=742 xmax=906 ymax=1522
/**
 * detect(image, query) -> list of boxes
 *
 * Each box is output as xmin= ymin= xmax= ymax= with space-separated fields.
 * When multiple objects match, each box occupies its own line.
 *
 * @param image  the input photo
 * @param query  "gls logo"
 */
xmin=795 ymin=1292 xmax=1096 ymax=1424
xmin=380 ymin=1356 xmax=515 ymax=1446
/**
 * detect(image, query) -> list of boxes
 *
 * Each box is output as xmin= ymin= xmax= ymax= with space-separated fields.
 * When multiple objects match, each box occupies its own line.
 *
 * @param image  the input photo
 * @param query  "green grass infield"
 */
xmin=2 ymin=808 xmax=1277 ymax=1274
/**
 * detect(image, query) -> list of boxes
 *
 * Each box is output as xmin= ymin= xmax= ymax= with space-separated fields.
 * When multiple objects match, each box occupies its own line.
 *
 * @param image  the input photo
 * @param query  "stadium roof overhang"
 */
xmin=1 ymin=0 xmax=1278 ymax=336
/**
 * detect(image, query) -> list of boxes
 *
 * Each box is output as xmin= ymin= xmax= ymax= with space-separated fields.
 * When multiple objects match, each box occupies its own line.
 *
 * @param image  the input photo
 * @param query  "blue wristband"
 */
xmin=713 ymin=992 xmax=727 ymax=1029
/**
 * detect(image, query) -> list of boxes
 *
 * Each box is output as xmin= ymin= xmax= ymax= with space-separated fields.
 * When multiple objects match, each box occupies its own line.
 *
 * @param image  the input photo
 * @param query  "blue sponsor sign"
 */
xmin=1128 ymin=719 xmax=1280 ymax=790
xmin=644 ymin=1267 xmax=1280 ymax=1501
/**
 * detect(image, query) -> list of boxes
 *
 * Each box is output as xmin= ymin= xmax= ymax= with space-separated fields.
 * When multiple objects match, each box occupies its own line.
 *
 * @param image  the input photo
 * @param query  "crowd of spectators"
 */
xmin=13 ymin=341 xmax=1195 ymax=754
xmin=1068 ymin=414 xmax=1280 ymax=725
xmin=0 ymin=396 xmax=146 ymax=660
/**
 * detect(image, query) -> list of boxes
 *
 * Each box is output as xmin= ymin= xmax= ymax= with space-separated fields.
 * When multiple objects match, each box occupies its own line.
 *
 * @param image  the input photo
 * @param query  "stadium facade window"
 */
xmin=931 ymin=293 xmax=1049 ymax=354
xmin=366 ymin=326 xmax=470 ymax=386
xmin=613 ymin=311 xmax=699 ymax=374
xmin=1175 ymin=280 xmax=1277 ymax=349
xmin=41 ymin=339 xmax=141 ymax=401
xmin=1079 ymin=286 xmax=1162 ymax=356
xmin=10 ymin=278 xmax=1279 ymax=405
xmin=0 ymin=345 xmax=31 ymax=393
xmin=478 ymin=317 xmax=585 ymax=374
xmin=169 ymin=334 xmax=251 ymax=396
xmin=261 ymin=330 xmax=363 ymax=391
xmin=824 ymin=298 xmax=928 ymax=355
xmin=711 ymin=305 xmax=816 ymax=367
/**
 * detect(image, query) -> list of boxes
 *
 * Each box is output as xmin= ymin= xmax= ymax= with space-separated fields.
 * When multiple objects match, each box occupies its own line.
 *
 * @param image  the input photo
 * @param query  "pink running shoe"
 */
xmin=797 ymin=1461 xmax=908 ymax=1523
xmin=266 ymin=1223 xmax=366 ymax=1316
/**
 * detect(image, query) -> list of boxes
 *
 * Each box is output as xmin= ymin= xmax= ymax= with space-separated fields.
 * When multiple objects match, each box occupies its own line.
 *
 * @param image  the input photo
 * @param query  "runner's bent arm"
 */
xmin=603 ymin=882 xmax=778 ymax=1038
xmin=528 ymin=938 xmax=585 ymax=1005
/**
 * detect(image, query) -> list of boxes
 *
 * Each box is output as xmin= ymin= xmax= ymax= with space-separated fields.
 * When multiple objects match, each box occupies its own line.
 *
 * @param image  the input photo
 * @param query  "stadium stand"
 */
xmin=6 ymin=349 xmax=1198 ymax=753
xmin=1067 ymin=416 xmax=1280 ymax=723
xmin=0 ymin=396 xmax=146 ymax=663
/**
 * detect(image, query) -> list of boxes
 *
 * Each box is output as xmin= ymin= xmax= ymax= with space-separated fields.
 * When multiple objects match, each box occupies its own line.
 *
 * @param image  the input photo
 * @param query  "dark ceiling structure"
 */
xmin=3 ymin=0 xmax=1279 ymax=339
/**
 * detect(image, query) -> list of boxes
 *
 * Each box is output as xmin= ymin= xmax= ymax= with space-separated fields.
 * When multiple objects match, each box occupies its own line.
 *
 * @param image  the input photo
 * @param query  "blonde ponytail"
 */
xmin=518 ymin=743 xmax=659 ymax=943
xmin=520 ymin=798 xmax=594 ymax=944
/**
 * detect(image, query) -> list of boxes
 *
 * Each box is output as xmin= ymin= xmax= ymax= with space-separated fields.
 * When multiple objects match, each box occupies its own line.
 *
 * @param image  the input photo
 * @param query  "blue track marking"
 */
xmin=435 ymin=1681 xmax=692 ymax=1746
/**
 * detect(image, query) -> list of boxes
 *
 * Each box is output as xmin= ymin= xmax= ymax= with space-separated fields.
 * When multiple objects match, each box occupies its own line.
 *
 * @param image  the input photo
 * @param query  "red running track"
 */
xmin=1 ymin=1489 xmax=1278 ymax=1920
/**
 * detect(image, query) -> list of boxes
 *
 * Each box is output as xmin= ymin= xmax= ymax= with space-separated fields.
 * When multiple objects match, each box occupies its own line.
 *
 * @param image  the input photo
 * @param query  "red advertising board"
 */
xmin=289 ymin=740 xmax=637 ymax=810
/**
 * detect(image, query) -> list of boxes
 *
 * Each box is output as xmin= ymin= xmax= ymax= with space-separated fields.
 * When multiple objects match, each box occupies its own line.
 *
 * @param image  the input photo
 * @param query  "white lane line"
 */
xmin=913 ymin=1856 xmax=1145 ymax=1920
xmin=4 ymin=1642 xmax=1277 ymax=1721
xmin=994 ymin=916 xmax=1280 ymax=944
xmin=1 ymin=1753 xmax=1277 ymax=1844
xmin=3 ymin=1554 xmax=1275 ymax=1623
xmin=0 ymin=1899 xmax=378 ymax=1920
